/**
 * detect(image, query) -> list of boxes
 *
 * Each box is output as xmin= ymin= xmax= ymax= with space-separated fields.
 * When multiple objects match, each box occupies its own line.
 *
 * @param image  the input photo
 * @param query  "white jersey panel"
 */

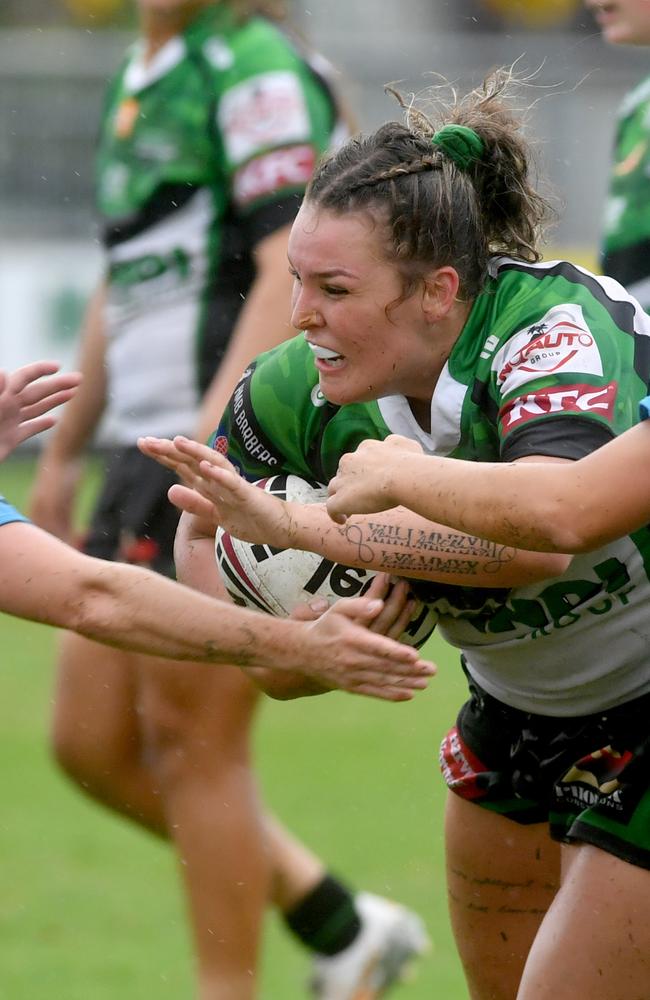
xmin=105 ymin=189 xmax=213 ymax=442
xmin=377 ymin=362 xmax=467 ymax=456
xmin=437 ymin=536 xmax=650 ymax=716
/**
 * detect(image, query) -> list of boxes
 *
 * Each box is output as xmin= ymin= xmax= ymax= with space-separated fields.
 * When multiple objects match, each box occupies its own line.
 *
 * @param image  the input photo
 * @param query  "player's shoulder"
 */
xmin=488 ymin=255 xmax=648 ymax=332
xmin=195 ymin=14 xmax=306 ymax=83
xmin=617 ymin=74 xmax=650 ymax=122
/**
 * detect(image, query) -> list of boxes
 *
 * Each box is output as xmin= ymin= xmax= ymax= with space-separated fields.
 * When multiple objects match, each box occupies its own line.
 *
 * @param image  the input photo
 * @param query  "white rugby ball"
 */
xmin=214 ymin=474 xmax=437 ymax=649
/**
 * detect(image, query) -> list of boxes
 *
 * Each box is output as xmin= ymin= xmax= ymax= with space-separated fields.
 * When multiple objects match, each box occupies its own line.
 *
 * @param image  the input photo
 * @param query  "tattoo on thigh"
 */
xmin=448 ymin=866 xmax=554 ymax=915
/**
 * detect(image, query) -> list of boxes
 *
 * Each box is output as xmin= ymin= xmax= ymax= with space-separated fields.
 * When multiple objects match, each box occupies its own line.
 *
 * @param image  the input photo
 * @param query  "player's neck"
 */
xmin=140 ymin=3 xmax=213 ymax=62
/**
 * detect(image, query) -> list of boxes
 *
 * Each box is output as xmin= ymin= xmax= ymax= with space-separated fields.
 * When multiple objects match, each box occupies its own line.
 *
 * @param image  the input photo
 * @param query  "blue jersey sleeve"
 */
xmin=0 ymin=496 xmax=29 ymax=528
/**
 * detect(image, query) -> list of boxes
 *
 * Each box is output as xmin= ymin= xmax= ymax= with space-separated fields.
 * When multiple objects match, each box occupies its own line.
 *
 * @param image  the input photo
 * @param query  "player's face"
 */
xmin=288 ymin=203 xmax=450 ymax=408
xmin=585 ymin=0 xmax=650 ymax=44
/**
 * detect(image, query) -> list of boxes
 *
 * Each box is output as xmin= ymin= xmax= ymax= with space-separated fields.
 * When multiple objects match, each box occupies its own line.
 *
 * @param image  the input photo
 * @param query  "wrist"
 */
xmin=284 ymin=500 xmax=308 ymax=549
xmin=384 ymin=452 xmax=410 ymax=509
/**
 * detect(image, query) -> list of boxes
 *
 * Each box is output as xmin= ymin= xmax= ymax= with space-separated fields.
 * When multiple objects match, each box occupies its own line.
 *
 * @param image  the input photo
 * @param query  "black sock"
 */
xmin=284 ymin=874 xmax=362 ymax=956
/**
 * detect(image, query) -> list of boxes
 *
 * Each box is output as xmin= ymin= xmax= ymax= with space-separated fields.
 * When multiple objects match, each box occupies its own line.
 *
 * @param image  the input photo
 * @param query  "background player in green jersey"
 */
xmin=587 ymin=0 xmax=650 ymax=309
xmin=0 ymin=361 xmax=432 ymax=688
xmin=27 ymin=2 xmax=429 ymax=998
xmin=141 ymin=68 xmax=650 ymax=1000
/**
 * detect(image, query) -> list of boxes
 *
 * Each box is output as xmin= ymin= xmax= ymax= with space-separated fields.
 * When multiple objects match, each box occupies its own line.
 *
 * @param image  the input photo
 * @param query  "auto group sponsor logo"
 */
xmin=499 ymin=321 xmax=595 ymax=382
xmin=494 ymin=306 xmax=604 ymax=395
xmin=499 ymin=381 xmax=618 ymax=432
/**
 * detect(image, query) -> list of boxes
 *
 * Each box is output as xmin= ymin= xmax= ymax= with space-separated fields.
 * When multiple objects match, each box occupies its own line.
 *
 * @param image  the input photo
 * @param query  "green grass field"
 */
xmin=0 ymin=456 xmax=470 ymax=999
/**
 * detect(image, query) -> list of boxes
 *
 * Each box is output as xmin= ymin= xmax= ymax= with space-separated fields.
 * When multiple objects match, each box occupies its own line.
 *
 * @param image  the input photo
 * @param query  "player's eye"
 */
xmin=288 ymin=267 xmax=301 ymax=282
xmin=323 ymin=285 xmax=348 ymax=297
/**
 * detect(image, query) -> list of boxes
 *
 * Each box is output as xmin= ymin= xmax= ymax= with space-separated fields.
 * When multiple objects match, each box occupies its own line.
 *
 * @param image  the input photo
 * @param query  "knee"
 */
xmin=138 ymin=680 xmax=255 ymax=784
xmin=50 ymin=705 xmax=138 ymax=791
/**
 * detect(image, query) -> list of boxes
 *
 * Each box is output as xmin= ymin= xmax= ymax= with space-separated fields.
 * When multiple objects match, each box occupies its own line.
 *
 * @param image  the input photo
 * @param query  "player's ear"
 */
xmin=421 ymin=266 xmax=460 ymax=322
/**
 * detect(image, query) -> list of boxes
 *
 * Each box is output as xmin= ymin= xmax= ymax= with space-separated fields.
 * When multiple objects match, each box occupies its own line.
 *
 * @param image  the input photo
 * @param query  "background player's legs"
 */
xmin=136 ymin=657 xmax=269 ymax=1000
xmin=266 ymin=814 xmax=329 ymax=912
xmin=53 ymin=639 xmax=411 ymax=999
xmin=53 ymin=642 xmax=294 ymax=998
xmin=52 ymin=632 xmax=166 ymax=832
xmin=517 ymin=843 xmax=650 ymax=1000
xmin=445 ymin=794 xmax=560 ymax=1000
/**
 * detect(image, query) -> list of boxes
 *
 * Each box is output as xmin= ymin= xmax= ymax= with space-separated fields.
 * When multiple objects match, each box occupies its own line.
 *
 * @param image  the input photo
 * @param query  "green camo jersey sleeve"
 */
xmin=438 ymin=257 xmax=650 ymax=466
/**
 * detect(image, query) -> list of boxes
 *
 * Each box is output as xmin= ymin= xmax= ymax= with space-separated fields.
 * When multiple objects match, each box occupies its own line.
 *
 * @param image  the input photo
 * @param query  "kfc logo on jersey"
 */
xmin=233 ymin=146 xmax=316 ymax=205
xmin=499 ymin=381 xmax=618 ymax=433
xmin=219 ymin=71 xmax=310 ymax=164
xmin=493 ymin=305 xmax=603 ymax=395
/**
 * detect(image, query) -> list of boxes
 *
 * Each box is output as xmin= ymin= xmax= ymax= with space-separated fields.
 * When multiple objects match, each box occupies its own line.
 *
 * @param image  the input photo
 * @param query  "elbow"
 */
xmin=540 ymin=501 xmax=606 ymax=555
xmin=520 ymin=548 xmax=573 ymax=584
xmin=545 ymin=528 xmax=597 ymax=556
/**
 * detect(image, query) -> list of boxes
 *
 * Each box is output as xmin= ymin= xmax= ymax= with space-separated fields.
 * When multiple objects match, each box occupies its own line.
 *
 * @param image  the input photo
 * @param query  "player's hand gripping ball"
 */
xmin=215 ymin=474 xmax=438 ymax=648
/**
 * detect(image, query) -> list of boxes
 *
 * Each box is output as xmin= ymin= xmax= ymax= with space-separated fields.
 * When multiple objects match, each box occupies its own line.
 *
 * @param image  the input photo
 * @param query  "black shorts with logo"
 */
xmin=82 ymin=447 xmax=181 ymax=577
xmin=440 ymin=660 xmax=650 ymax=869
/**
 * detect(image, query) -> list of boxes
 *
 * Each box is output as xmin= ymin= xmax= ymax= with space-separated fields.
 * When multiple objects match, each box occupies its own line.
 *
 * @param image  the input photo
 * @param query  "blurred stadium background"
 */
xmin=1 ymin=2 xmax=646 ymax=997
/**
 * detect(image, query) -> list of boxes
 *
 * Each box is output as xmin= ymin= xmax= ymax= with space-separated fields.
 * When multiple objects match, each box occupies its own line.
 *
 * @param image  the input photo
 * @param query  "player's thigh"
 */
xmin=52 ymin=631 xmax=140 ymax=764
xmin=135 ymin=654 xmax=262 ymax=758
xmin=518 ymin=842 xmax=650 ymax=1000
xmin=445 ymin=793 xmax=560 ymax=1000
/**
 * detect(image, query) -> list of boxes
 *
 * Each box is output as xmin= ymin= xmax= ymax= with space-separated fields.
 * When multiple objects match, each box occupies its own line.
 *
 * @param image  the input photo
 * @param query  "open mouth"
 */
xmin=307 ymin=342 xmax=345 ymax=367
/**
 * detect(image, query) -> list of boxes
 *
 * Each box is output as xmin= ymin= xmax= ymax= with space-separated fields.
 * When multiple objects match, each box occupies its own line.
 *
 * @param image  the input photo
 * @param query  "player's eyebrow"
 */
xmin=314 ymin=268 xmax=357 ymax=278
xmin=288 ymin=258 xmax=359 ymax=280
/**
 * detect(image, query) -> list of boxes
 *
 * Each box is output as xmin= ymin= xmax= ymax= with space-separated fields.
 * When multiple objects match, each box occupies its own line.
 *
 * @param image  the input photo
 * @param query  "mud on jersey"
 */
xmin=602 ymin=75 xmax=650 ymax=311
xmin=96 ymin=6 xmax=344 ymax=442
xmin=214 ymin=258 xmax=650 ymax=717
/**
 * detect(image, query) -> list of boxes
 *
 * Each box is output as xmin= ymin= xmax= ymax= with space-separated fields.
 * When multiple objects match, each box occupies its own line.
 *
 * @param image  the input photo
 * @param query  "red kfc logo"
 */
xmin=500 ymin=381 xmax=618 ymax=432
xmin=234 ymin=145 xmax=316 ymax=205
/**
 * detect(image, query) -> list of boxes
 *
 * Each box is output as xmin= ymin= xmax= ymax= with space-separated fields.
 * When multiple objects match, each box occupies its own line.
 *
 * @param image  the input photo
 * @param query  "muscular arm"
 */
xmin=140 ymin=437 xmax=573 ymax=586
xmin=0 ymin=520 xmax=291 ymax=666
xmin=341 ymin=430 xmax=650 ymax=554
xmin=0 ymin=520 xmax=432 ymax=698
xmin=194 ymin=225 xmax=295 ymax=442
xmin=286 ymin=500 xmax=570 ymax=587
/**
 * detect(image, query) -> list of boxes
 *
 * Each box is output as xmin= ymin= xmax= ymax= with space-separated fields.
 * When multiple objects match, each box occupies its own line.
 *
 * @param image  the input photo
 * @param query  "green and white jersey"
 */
xmin=602 ymin=76 xmax=650 ymax=311
xmin=96 ymin=6 xmax=344 ymax=442
xmin=214 ymin=257 xmax=650 ymax=717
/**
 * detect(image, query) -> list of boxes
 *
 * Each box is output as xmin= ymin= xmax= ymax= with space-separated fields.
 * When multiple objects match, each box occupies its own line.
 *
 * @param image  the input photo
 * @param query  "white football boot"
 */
xmin=309 ymin=892 xmax=430 ymax=999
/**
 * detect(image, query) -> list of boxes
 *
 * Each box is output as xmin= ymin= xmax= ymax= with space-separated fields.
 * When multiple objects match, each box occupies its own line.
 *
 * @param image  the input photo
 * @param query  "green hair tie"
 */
xmin=431 ymin=124 xmax=484 ymax=171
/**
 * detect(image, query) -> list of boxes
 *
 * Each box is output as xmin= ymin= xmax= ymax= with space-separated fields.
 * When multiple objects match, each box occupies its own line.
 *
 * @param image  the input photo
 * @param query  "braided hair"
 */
xmin=306 ymin=68 xmax=555 ymax=299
